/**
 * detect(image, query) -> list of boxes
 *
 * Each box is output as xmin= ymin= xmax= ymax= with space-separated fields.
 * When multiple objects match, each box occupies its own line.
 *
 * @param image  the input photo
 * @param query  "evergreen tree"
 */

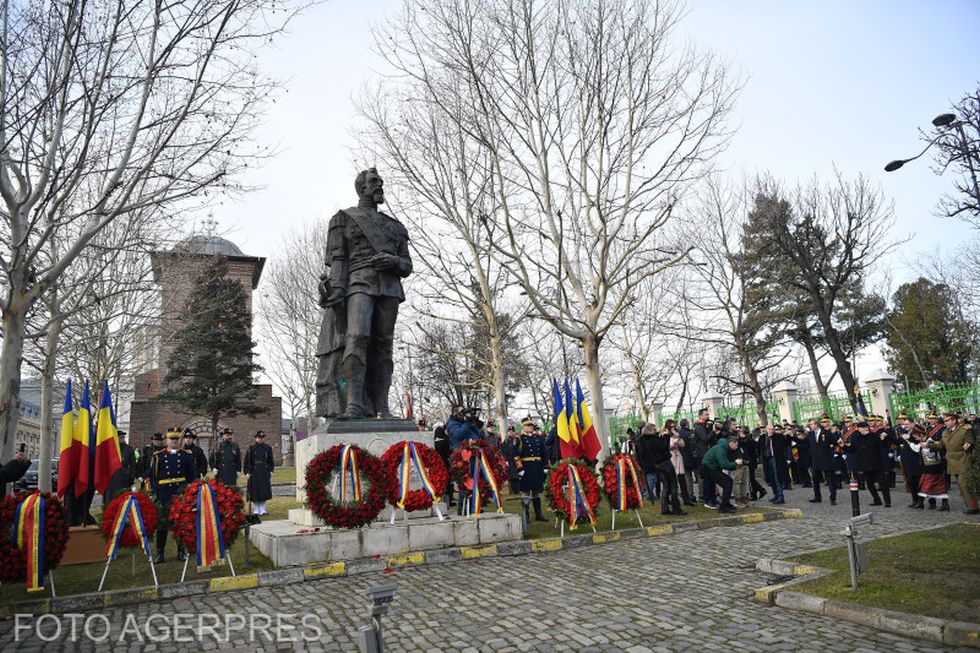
xmin=885 ymin=277 xmax=975 ymax=390
xmin=161 ymin=257 xmax=266 ymax=434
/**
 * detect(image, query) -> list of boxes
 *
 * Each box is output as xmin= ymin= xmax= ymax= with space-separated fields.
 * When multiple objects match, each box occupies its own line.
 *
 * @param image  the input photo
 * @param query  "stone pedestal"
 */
xmin=773 ymin=381 xmax=798 ymax=424
xmin=294 ymin=419 xmax=429 ymax=502
xmin=702 ymin=392 xmax=724 ymax=420
xmin=864 ymin=369 xmax=895 ymax=419
xmin=650 ymin=401 xmax=664 ymax=428
xmin=249 ymin=513 xmax=522 ymax=567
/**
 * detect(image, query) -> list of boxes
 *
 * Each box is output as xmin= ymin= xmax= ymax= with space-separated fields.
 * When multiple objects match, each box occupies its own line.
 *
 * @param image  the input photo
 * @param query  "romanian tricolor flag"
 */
xmin=195 ymin=483 xmax=227 ymax=571
xmin=94 ymin=380 xmax=122 ymax=494
xmin=74 ymin=381 xmax=92 ymax=498
xmin=14 ymin=492 xmax=46 ymax=592
xmin=575 ymin=379 xmax=602 ymax=461
xmin=553 ymin=379 xmax=581 ymax=459
xmin=397 ymin=442 xmax=436 ymax=509
xmin=105 ymin=492 xmax=152 ymax=560
xmin=56 ymin=380 xmax=75 ymax=498
xmin=564 ymin=379 xmax=583 ymax=454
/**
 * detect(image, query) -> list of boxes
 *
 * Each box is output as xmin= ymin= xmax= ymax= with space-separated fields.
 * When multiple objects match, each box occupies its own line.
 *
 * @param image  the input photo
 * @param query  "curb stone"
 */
xmin=0 ymin=508 xmax=796 ymax=618
xmin=754 ymin=555 xmax=979 ymax=648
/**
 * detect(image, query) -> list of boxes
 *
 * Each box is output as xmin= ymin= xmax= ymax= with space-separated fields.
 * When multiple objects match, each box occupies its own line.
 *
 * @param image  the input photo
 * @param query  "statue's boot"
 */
xmin=371 ymin=359 xmax=396 ymax=419
xmin=339 ymin=357 xmax=367 ymax=419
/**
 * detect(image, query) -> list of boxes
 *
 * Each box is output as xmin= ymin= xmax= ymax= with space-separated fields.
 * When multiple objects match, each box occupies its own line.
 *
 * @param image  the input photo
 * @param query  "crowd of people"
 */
xmin=623 ymin=408 xmax=979 ymax=516
xmin=424 ymin=404 xmax=979 ymax=521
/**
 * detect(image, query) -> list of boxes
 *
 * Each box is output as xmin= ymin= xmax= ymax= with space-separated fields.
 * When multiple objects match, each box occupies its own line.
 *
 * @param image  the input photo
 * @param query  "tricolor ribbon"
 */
xmin=195 ymin=483 xmax=227 ymax=572
xmin=565 ymin=465 xmax=595 ymax=530
xmin=340 ymin=444 xmax=362 ymax=504
xmin=617 ymin=457 xmax=643 ymax=512
xmin=469 ymin=450 xmax=503 ymax=517
xmin=106 ymin=492 xmax=152 ymax=560
xmin=14 ymin=492 xmax=45 ymax=592
xmin=397 ymin=442 xmax=436 ymax=509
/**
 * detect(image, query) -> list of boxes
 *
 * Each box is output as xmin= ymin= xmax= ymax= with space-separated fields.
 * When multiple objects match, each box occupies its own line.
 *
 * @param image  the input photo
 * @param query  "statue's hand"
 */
xmin=371 ymin=252 xmax=400 ymax=270
xmin=317 ymin=277 xmax=330 ymax=305
xmin=325 ymin=287 xmax=346 ymax=308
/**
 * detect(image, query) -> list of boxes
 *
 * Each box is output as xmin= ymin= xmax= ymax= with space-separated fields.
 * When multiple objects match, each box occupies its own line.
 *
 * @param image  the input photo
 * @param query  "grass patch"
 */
xmin=790 ymin=523 xmax=980 ymax=622
xmin=0 ymin=496 xmax=302 ymax=606
xmin=272 ymin=466 xmax=296 ymax=485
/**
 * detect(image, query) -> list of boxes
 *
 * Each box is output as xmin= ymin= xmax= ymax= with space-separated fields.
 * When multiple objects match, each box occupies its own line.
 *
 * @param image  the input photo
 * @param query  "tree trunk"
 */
xmin=822 ymin=325 xmax=867 ymax=415
xmin=581 ymin=334 xmax=609 ymax=461
xmin=797 ymin=320 xmax=829 ymax=402
xmin=0 ymin=290 xmax=29 ymax=464
xmin=737 ymin=344 xmax=769 ymax=427
xmin=39 ymin=316 xmax=64 ymax=493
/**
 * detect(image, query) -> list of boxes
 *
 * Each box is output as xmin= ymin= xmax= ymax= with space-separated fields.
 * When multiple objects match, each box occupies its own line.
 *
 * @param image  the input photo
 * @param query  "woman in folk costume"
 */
xmin=908 ymin=423 xmax=950 ymax=511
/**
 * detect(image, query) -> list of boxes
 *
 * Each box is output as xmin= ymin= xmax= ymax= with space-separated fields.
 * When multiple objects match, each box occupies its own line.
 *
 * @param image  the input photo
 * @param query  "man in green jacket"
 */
xmin=702 ymin=436 xmax=743 ymax=514
xmin=932 ymin=413 xmax=977 ymax=514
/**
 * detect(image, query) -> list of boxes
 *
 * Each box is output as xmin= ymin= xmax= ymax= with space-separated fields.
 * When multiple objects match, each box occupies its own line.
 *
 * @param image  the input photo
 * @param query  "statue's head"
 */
xmin=355 ymin=167 xmax=385 ymax=206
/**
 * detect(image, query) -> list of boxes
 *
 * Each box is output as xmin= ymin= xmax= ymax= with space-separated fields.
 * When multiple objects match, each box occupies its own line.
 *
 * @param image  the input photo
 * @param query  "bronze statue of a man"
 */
xmin=316 ymin=168 xmax=412 ymax=419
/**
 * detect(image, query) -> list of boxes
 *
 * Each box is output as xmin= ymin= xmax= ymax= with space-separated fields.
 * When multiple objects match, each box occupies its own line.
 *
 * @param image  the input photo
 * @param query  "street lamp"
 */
xmin=885 ymin=112 xmax=980 ymax=206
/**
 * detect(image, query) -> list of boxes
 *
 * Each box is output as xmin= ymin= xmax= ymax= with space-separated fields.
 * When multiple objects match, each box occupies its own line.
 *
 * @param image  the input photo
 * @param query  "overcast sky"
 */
xmin=204 ymin=0 xmax=980 ymax=404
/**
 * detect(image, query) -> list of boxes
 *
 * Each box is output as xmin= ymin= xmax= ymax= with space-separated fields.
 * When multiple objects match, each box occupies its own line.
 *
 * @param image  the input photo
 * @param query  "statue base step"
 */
xmin=248 ymin=512 xmax=522 ymax=567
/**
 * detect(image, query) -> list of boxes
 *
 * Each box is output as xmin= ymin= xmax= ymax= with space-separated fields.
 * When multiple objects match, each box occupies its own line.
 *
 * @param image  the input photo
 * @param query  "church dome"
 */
xmin=174 ymin=234 xmax=245 ymax=257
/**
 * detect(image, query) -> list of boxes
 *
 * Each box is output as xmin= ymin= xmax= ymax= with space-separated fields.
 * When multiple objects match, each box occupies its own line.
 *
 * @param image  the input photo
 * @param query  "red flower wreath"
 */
xmin=169 ymin=479 xmax=246 ymax=554
xmin=449 ymin=440 xmax=508 ymax=508
xmin=600 ymin=454 xmax=645 ymax=510
xmin=305 ymin=444 xmax=392 ymax=529
xmin=0 ymin=491 xmax=70 ymax=583
xmin=100 ymin=491 xmax=158 ymax=547
xmin=381 ymin=441 xmax=448 ymax=512
xmin=545 ymin=459 xmax=601 ymax=522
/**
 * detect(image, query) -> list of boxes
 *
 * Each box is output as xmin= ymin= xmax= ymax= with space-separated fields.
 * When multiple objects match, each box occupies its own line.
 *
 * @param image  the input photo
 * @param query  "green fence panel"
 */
xmin=888 ymin=383 xmax=980 ymax=420
xmin=792 ymin=390 xmax=873 ymax=423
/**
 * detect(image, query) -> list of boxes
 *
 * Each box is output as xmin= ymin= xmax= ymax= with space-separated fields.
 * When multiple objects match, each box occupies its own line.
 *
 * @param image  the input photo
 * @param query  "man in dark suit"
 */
xmin=181 ymin=429 xmax=208 ymax=480
xmin=759 ymin=423 xmax=786 ymax=504
xmin=106 ymin=430 xmax=137 ymax=501
xmin=209 ymin=428 xmax=241 ymax=487
xmin=808 ymin=418 xmax=838 ymax=505
xmin=244 ymin=431 xmax=275 ymax=515
xmin=845 ymin=420 xmax=892 ymax=507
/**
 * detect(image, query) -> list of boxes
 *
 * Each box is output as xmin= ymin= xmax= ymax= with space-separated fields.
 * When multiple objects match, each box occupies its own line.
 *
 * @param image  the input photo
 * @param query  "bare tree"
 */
xmin=373 ymin=0 xmax=737 ymax=458
xmin=930 ymin=86 xmax=980 ymax=225
xmin=0 ymin=0 xmax=304 ymax=461
xmin=256 ymin=221 xmax=325 ymax=440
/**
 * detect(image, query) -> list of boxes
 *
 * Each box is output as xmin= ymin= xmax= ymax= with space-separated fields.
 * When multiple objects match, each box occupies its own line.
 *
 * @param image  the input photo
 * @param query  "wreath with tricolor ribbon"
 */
xmin=305 ymin=444 xmax=392 ymax=528
xmin=545 ymin=459 xmax=601 ymax=529
xmin=169 ymin=479 xmax=246 ymax=560
xmin=0 ymin=490 xmax=69 ymax=592
xmin=381 ymin=441 xmax=448 ymax=512
xmin=449 ymin=440 xmax=508 ymax=510
xmin=101 ymin=491 xmax=158 ymax=553
xmin=600 ymin=454 xmax=645 ymax=511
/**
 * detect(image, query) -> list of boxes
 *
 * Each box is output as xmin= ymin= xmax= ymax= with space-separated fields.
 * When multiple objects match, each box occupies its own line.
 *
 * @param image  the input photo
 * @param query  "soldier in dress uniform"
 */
xmin=138 ymin=433 xmax=166 ymax=492
xmin=151 ymin=429 xmax=196 ymax=562
xmin=209 ymin=428 xmax=241 ymax=487
xmin=181 ymin=429 xmax=208 ymax=480
xmin=511 ymin=418 xmax=550 ymax=523
xmin=105 ymin=430 xmax=137 ymax=501
xmin=244 ymin=430 xmax=275 ymax=515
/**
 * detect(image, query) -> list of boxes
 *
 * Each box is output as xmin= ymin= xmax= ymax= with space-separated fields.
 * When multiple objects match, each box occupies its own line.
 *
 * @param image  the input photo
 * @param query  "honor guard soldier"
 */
xmin=512 ymin=418 xmax=550 ymax=523
xmin=244 ymin=431 xmax=275 ymax=515
xmin=139 ymin=433 xmax=166 ymax=492
xmin=151 ymin=428 xmax=196 ymax=562
xmin=181 ymin=429 xmax=208 ymax=480
xmin=105 ymin=430 xmax=137 ymax=501
xmin=210 ymin=428 xmax=242 ymax=487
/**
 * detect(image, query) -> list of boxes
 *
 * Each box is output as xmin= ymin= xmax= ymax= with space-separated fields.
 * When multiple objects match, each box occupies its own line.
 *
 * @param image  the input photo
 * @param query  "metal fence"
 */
xmin=888 ymin=383 xmax=980 ymax=419
xmin=715 ymin=401 xmax=779 ymax=427
xmin=792 ymin=390 xmax=873 ymax=424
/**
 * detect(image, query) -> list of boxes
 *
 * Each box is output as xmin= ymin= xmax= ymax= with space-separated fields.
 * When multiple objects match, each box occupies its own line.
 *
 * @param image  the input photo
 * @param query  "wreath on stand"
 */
xmin=101 ymin=491 xmax=158 ymax=547
xmin=169 ymin=480 xmax=246 ymax=553
xmin=381 ymin=441 xmax=448 ymax=511
xmin=0 ymin=490 xmax=69 ymax=583
xmin=305 ymin=444 xmax=392 ymax=528
xmin=545 ymin=459 xmax=601 ymax=522
xmin=600 ymin=454 xmax=645 ymax=511
xmin=449 ymin=440 xmax=508 ymax=508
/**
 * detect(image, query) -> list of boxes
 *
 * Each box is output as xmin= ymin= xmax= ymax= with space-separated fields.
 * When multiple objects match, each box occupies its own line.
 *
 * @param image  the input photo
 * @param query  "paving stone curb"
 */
xmin=753 ymin=554 xmax=980 ymax=648
xmin=2 ymin=508 xmax=798 ymax=618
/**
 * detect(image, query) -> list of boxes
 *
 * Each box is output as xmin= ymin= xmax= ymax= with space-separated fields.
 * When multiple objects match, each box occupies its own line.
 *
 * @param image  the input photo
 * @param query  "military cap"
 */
xmin=254 ymin=430 xmax=266 ymax=437
xmin=150 ymin=432 xmax=164 ymax=442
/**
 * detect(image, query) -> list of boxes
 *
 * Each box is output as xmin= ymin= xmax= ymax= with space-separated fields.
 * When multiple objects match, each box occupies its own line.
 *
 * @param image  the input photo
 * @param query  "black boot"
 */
xmin=155 ymin=529 xmax=167 ymax=564
xmin=532 ymin=498 xmax=547 ymax=521
xmin=939 ymin=499 xmax=950 ymax=512
xmin=928 ymin=498 xmax=936 ymax=510
xmin=661 ymin=494 xmax=672 ymax=515
xmin=339 ymin=356 xmax=368 ymax=419
xmin=672 ymin=495 xmax=687 ymax=516
xmin=522 ymin=499 xmax=531 ymax=525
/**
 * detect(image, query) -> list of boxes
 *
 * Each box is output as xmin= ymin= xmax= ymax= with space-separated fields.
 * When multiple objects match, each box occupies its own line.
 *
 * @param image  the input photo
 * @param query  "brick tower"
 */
xmin=129 ymin=235 xmax=283 ymax=461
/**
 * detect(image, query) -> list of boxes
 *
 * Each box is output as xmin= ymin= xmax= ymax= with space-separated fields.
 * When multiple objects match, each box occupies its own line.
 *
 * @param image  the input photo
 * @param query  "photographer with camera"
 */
xmin=693 ymin=408 xmax=717 ymax=508
xmin=447 ymin=406 xmax=483 ymax=449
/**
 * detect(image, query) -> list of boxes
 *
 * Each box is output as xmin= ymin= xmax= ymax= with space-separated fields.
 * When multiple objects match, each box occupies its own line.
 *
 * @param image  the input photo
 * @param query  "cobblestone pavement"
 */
xmin=2 ymin=482 xmax=978 ymax=652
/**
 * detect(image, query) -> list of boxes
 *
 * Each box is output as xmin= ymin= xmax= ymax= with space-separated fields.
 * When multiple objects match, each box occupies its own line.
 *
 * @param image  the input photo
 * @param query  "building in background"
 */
xmin=129 ymin=235 xmax=283 ymax=461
